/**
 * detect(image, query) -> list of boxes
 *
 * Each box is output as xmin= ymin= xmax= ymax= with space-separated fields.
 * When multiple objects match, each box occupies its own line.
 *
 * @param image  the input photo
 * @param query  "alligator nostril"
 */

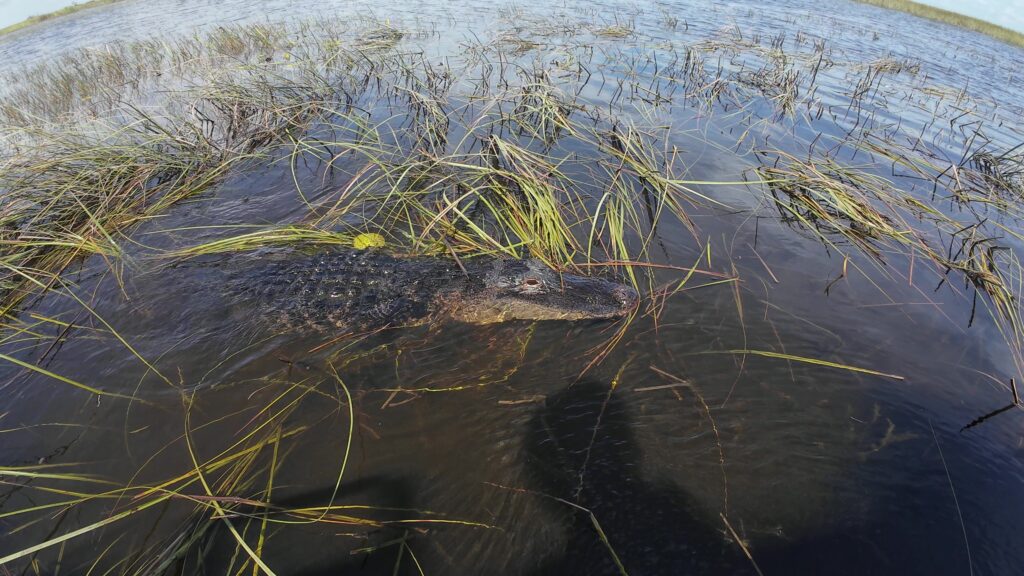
xmin=613 ymin=285 xmax=640 ymax=310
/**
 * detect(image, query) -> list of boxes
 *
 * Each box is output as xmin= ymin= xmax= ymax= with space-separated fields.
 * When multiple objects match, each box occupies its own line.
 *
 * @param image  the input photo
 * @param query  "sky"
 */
xmin=921 ymin=0 xmax=1024 ymax=33
xmin=1 ymin=0 xmax=1023 ymax=33
xmin=0 ymin=0 xmax=91 ymax=28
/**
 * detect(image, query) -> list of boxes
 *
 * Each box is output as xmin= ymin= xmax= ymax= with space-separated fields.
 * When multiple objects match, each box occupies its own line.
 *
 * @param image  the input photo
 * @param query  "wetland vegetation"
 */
xmin=1 ymin=1 xmax=1023 ymax=574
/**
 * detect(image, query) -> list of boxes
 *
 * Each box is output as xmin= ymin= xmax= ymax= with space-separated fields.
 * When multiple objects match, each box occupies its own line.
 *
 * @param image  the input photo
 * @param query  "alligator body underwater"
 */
xmin=235 ymin=250 xmax=639 ymax=332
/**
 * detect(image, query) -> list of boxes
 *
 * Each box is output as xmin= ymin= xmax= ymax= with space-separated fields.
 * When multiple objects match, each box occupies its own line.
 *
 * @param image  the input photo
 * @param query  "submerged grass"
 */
xmin=0 ymin=371 xmax=492 ymax=571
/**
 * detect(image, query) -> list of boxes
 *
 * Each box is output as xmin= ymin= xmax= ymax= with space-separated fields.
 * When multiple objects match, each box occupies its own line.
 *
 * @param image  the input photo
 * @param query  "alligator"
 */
xmin=235 ymin=250 xmax=639 ymax=332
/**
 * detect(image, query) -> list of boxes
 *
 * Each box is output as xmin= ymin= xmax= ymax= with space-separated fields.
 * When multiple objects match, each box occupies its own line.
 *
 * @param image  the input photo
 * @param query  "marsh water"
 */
xmin=2 ymin=0 xmax=1024 ymax=574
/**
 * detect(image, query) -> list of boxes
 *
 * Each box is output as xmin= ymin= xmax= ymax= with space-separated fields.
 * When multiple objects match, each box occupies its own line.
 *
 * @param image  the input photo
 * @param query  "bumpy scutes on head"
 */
xmin=449 ymin=258 xmax=639 ymax=324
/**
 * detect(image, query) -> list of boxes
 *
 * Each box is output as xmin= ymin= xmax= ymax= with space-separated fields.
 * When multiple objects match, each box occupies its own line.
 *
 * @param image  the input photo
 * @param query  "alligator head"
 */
xmin=443 ymin=258 xmax=639 ymax=324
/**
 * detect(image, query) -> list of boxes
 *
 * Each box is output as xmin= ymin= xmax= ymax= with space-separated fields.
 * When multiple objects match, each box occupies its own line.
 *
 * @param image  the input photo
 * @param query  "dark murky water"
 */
xmin=2 ymin=0 xmax=1024 ymax=574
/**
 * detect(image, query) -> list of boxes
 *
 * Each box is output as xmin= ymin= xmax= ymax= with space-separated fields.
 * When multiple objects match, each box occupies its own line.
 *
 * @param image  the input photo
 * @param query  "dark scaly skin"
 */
xmin=234 ymin=250 xmax=639 ymax=332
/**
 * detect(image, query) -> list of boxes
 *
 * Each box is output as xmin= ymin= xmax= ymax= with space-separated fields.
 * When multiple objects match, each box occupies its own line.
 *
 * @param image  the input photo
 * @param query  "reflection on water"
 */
xmin=2 ymin=0 xmax=1024 ymax=574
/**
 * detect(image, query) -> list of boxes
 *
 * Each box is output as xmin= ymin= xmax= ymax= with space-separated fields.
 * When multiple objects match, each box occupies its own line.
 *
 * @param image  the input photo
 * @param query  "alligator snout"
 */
xmin=612 ymin=284 xmax=640 ymax=314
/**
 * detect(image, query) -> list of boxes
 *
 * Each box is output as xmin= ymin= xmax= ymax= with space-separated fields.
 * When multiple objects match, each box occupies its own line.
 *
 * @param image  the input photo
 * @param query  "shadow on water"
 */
xmin=522 ymin=379 xmax=895 ymax=576
xmin=130 ymin=372 xmax=959 ymax=576
xmin=191 ymin=378 xmax=757 ymax=575
xmin=523 ymin=378 xmax=749 ymax=575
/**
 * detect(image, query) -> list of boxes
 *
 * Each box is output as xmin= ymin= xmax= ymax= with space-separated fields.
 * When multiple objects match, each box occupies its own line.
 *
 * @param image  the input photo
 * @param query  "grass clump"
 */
xmin=756 ymin=140 xmax=1024 ymax=377
xmin=967 ymin=147 xmax=1024 ymax=199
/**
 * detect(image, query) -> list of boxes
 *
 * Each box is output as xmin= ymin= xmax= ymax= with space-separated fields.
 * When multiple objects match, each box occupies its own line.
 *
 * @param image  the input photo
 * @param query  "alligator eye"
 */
xmin=520 ymin=278 xmax=545 ymax=292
